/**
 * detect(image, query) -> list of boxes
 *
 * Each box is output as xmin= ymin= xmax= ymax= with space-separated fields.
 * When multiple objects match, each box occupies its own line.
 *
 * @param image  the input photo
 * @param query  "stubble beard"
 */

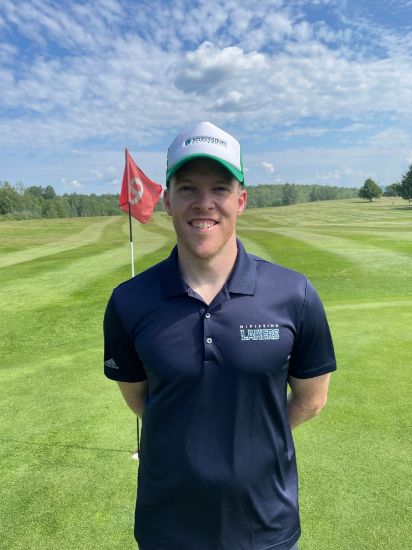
xmin=174 ymin=220 xmax=236 ymax=262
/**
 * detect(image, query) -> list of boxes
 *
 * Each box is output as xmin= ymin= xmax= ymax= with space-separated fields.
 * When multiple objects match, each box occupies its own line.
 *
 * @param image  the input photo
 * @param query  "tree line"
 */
xmin=0 ymin=181 xmax=359 ymax=220
xmin=0 ymin=184 xmax=126 ymax=219
xmin=245 ymin=182 xmax=358 ymax=208
xmin=1 ymin=169 xmax=410 ymax=220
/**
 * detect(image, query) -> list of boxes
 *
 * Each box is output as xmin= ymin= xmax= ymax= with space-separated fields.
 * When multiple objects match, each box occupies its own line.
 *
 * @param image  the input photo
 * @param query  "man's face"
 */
xmin=164 ymin=158 xmax=247 ymax=261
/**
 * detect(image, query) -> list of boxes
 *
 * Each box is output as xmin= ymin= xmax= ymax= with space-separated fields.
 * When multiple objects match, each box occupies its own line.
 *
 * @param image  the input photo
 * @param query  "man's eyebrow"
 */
xmin=174 ymin=176 xmax=194 ymax=184
xmin=216 ymin=180 xmax=233 ymax=184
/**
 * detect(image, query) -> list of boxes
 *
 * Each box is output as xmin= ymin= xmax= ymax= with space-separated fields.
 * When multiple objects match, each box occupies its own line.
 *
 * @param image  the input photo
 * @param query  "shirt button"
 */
xmin=205 ymin=313 xmax=211 ymax=319
xmin=206 ymin=337 xmax=213 ymax=344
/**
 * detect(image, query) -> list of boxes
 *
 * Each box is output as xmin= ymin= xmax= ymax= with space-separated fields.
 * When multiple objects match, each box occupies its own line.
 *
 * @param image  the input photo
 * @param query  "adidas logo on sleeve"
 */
xmin=104 ymin=358 xmax=119 ymax=370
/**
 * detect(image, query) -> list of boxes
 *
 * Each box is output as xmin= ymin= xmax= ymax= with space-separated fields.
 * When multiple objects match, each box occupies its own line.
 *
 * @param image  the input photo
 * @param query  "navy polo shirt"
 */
xmin=104 ymin=239 xmax=336 ymax=550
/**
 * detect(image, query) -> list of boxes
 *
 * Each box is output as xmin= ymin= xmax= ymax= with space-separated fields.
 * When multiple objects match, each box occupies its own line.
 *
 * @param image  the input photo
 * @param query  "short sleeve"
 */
xmin=103 ymin=294 xmax=147 ymax=382
xmin=288 ymin=279 xmax=336 ymax=379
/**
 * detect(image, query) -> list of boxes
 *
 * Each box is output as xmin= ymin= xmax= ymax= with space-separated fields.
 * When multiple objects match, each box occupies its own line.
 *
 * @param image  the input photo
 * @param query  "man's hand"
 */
xmin=117 ymin=380 xmax=148 ymax=418
xmin=287 ymin=373 xmax=330 ymax=429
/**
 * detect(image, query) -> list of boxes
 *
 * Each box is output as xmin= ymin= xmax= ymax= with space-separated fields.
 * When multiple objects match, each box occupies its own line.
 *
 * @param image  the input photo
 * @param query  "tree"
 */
xmin=383 ymin=183 xmax=401 ymax=197
xmin=42 ymin=185 xmax=57 ymax=200
xmin=281 ymin=183 xmax=298 ymax=206
xmin=399 ymin=164 xmax=412 ymax=203
xmin=358 ymin=178 xmax=382 ymax=202
xmin=25 ymin=186 xmax=44 ymax=199
xmin=42 ymin=200 xmax=60 ymax=218
xmin=0 ymin=181 xmax=21 ymax=215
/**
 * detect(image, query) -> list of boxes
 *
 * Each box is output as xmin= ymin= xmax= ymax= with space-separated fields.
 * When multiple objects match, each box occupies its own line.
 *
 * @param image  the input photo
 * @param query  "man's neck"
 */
xmin=177 ymin=239 xmax=238 ymax=304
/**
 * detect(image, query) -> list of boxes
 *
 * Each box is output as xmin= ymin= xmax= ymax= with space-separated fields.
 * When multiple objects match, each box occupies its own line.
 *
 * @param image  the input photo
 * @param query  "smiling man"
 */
xmin=103 ymin=122 xmax=336 ymax=550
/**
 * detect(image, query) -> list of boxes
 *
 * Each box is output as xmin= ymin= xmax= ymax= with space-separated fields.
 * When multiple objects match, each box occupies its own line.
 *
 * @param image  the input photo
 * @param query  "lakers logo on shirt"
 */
xmin=239 ymin=324 xmax=280 ymax=341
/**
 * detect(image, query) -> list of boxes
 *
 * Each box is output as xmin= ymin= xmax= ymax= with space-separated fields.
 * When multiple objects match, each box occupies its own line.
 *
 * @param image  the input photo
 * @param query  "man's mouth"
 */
xmin=189 ymin=220 xmax=218 ymax=229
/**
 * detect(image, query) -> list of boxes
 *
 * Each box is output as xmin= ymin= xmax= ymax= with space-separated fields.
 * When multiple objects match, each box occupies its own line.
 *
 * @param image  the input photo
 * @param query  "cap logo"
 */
xmin=183 ymin=136 xmax=227 ymax=148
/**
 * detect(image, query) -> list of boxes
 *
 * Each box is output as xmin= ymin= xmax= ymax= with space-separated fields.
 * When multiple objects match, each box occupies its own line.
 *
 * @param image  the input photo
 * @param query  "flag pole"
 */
xmin=128 ymin=203 xmax=135 ymax=278
xmin=125 ymin=148 xmax=135 ymax=278
xmin=120 ymin=146 xmax=162 ymax=461
xmin=126 ymin=148 xmax=139 ymax=460
xmin=130 ymin=197 xmax=139 ymax=459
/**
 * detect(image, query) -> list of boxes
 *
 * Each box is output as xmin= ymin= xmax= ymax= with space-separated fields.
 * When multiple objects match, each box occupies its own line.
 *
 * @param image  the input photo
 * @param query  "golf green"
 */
xmin=0 ymin=198 xmax=410 ymax=549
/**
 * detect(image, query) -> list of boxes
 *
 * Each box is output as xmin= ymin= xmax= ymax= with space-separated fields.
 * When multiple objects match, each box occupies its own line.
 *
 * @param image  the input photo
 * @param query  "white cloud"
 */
xmin=294 ymin=21 xmax=313 ymax=42
xmin=261 ymin=162 xmax=275 ymax=174
xmin=90 ymin=165 xmax=118 ymax=183
xmin=317 ymin=170 xmax=341 ymax=181
xmin=0 ymin=41 xmax=17 ymax=63
xmin=68 ymin=179 xmax=83 ymax=188
xmin=90 ymin=170 xmax=103 ymax=179
xmin=283 ymin=127 xmax=329 ymax=138
xmin=61 ymin=177 xmax=83 ymax=189
xmin=174 ymin=42 xmax=266 ymax=94
xmin=368 ymin=128 xmax=411 ymax=149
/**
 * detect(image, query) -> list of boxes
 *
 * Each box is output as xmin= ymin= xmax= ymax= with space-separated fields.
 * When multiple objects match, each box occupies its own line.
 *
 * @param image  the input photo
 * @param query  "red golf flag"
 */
xmin=119 ymin=149 xmax=163 ymax=223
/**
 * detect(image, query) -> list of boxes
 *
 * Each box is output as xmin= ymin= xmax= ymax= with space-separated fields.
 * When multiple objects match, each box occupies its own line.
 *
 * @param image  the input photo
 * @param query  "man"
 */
xmin=104 ymin=121 xmax=336 ymax=550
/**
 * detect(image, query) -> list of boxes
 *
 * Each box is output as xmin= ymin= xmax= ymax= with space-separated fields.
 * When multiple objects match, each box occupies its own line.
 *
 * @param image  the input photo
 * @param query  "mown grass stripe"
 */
xmin=327 ymin=299 xmax=412 ymax=310
xmin=246 ymin=226 xmax=412 ymax=273
xmin=0 ymin=217 xmax=120 ymax=268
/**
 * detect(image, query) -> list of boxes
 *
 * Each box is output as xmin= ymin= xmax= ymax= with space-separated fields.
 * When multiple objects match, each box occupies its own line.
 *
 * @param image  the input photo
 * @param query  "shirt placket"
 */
xmin=203 ymin=288 xmax=229 ymax=362
xmin=187 ymin=285 xmax=229 ymax=363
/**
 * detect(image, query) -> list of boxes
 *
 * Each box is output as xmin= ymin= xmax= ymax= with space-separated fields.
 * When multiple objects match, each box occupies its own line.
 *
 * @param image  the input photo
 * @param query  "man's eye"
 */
xmin=214 ymin=186 xmax=230 ymax=192
xmin=179 ymin=186 xmax=193 ymax=192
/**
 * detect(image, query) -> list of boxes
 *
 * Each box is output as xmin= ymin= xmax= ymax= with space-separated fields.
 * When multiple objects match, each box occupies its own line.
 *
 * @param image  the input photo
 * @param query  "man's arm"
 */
xmin=287 ymin=373 xmax=331 ymax=429
xmin=117 ymin=380 xmax=148 ymax=418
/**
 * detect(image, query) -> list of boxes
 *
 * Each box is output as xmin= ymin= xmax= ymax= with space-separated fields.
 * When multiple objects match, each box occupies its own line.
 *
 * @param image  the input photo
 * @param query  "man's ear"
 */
xmin=237 ymin=187 xmax=247 ymax=216
xmin=163 ymin=188 xmax=172 ymax=216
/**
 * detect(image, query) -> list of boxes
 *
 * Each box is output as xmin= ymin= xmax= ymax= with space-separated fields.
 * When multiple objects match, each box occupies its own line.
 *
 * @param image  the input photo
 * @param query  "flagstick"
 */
xmin=122 ymin=147 xmax=161 ymax=462
xmin=129 ymin=215 xmax=139 ymax=462
xmin=128 ymin=204 xmax=139 ymax=460
xmin=125 ymin=149 xmax=139 ymax=460
xmin=128 ymin=202 xmax=135 ymax=278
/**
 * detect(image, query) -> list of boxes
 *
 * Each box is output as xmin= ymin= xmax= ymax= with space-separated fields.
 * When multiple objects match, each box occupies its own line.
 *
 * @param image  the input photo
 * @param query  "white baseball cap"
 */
xmin=166 ymin=121 xmax=244 ymax=186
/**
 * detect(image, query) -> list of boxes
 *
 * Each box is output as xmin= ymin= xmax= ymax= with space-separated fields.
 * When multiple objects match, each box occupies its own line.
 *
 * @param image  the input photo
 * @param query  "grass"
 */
xmin=0 ymin=197 xmax=411 ymax=549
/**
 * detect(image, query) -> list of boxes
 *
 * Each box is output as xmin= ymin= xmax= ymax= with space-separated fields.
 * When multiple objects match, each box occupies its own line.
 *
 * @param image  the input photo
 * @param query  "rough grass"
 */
xmin=0 ymin=197 xmax=411 ymax=549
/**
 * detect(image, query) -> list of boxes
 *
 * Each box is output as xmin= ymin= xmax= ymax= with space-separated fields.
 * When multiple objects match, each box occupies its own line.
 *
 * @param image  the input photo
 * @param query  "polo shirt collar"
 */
xmin=226 ymin=239 xmax=256 ymax=295
xmin=161 ymin=246 xmax=187 ymax=298
xmin=161 ymin=239 xmax=256 ymax=299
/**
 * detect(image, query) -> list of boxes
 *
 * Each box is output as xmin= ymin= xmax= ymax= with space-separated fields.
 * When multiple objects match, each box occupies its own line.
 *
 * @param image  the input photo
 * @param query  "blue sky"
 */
xmin=1 ymin=0 xmax=412 ymax=194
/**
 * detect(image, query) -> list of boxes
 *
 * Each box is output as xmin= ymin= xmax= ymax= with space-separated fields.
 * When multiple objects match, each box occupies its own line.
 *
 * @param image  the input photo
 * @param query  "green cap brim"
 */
xmin=166 ymin=154 xmax=244 ymax=186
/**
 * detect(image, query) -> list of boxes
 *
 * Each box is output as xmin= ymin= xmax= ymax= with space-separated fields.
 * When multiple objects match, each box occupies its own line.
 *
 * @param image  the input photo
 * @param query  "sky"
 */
xmin=1 ymin=0 xmax=412 ymax=194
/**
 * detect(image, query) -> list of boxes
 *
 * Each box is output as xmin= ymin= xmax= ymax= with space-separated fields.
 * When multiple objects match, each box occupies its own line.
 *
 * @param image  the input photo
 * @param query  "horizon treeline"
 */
xmin=0 ymin=181 xmax=360 ymax=220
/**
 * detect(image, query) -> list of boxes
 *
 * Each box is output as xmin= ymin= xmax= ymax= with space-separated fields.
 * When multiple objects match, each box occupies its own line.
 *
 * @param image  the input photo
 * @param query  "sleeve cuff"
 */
xmin=289 ymin=361 xmax=337 ymax=379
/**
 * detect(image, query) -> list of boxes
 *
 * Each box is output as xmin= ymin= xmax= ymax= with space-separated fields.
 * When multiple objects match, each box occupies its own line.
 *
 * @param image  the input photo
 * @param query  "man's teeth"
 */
xmin=192 ymin=221 xmax=216 ymax=229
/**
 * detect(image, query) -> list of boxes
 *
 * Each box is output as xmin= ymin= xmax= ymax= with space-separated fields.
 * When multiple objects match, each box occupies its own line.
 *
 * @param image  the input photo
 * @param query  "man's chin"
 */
xmin=182 ymin=242 xmax=222 ymax=261
xmin=190 ymin=247 xmax=218 ymax=261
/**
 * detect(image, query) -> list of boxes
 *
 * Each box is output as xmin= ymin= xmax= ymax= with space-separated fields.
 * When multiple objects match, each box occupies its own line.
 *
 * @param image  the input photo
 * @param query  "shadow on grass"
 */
xmin=390 ymin=206 xmax=412 ymax=210
xmin=1 ymin=437 xmax=132 ymax=455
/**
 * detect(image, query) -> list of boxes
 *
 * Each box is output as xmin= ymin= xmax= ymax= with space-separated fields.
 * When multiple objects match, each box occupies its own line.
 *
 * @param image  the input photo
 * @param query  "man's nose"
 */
xmin=193 ymin=189 xmax=214 ymax=209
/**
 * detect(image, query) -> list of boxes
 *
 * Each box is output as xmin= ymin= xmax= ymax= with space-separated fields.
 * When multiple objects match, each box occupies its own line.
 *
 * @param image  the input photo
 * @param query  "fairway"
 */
xmin=1 ymin=198 xmax=411 ymax=549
